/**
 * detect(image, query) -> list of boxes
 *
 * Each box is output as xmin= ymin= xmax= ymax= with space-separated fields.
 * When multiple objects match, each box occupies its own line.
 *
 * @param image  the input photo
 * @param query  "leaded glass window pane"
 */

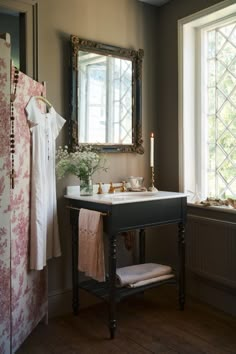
xmin=207 ymin=21 xmax=236 ymax=198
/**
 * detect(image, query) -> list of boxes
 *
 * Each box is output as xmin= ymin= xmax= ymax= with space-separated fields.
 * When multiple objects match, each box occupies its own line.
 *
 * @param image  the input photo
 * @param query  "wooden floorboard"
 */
xmin=16 ymin=286 xmax=236 ymax=354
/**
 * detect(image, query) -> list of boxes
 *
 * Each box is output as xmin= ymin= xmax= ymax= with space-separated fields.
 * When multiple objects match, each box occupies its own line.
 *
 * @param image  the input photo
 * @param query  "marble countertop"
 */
xmin=64 ymin=190 xmax=187 ymax=205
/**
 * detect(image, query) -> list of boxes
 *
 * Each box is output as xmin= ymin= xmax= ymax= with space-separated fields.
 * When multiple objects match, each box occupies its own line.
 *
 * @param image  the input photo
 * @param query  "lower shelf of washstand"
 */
xmin=79 ymin=275 xmax=177 ymax=302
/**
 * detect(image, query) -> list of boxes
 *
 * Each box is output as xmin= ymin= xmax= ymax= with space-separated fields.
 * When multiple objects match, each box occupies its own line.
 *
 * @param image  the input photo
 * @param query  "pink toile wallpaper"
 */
xmin=0 ymin=36 xmax=48 ymax=354
xmin=0 ymin=34 xmax=11 ymax=354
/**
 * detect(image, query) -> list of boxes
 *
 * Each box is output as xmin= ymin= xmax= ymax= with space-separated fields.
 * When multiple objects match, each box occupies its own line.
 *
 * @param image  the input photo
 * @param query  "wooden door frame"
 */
xmin=0 ymin=0 xmax=38 ymax=80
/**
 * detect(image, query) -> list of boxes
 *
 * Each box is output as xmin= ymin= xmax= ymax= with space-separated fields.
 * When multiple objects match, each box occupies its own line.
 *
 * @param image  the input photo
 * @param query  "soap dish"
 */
xmin=128 ymin=187 xmax=147 ymax=192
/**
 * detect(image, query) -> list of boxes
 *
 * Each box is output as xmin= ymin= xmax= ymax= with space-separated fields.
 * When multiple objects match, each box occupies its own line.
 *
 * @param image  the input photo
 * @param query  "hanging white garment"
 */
xmin=26 ymin=97 xmax=66 ymax=270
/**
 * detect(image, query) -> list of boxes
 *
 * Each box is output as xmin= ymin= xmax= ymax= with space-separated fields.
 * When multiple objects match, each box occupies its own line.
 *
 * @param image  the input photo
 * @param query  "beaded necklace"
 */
xmin=10 ymin=67 xmax=19 ymax=189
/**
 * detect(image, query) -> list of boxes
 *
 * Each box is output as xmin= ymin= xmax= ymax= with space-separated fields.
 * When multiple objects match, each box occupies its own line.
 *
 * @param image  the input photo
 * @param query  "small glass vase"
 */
xmin=80 ymin=175 xmax=93 ymax=196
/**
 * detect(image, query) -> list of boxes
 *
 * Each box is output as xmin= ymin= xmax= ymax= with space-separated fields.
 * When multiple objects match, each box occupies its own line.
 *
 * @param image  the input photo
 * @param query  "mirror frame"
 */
xmin=69 ymin=35 xmax=144 ymax=154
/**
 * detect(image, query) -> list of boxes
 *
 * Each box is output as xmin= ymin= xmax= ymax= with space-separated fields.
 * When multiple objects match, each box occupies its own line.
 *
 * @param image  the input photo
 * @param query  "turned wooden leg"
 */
xmin=139 ymin=228 xmax=146 ymax=264
xmin=71 ymin=210 xmax=79 ymax=315
xmin=178 ymin=222 xmax=185 ymax=311
xmin=108 ymin=234 xmax=117 ymax=339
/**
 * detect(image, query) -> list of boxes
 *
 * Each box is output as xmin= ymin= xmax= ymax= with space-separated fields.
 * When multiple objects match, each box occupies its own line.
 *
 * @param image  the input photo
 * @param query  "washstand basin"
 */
xmin=102 ymin=191 xmax=158 ymax=199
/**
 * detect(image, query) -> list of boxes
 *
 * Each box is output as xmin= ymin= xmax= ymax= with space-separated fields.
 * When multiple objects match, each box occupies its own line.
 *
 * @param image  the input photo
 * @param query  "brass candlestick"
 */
xmin=148 ymin=166 xmax=158 ymax=192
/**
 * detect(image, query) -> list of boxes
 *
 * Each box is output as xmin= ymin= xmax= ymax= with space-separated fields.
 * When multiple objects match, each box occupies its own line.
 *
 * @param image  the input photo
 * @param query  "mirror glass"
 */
xmin=79 ymin=51 xmax=132 ymax=145
xmin=70 ymin=36 xmax=144 ymax=153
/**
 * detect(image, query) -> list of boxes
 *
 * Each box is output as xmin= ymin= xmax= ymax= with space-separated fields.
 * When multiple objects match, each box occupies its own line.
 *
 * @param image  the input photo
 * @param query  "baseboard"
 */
xmin=48 ymin=288 xmax=101 ymax=319
xmin=186 ymin=270 xmax=236 ymax=317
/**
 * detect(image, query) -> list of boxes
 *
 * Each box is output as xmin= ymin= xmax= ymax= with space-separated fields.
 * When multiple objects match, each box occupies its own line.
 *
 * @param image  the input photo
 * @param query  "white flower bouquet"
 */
xmin=56 ymin=145 xmax=107 ymax=180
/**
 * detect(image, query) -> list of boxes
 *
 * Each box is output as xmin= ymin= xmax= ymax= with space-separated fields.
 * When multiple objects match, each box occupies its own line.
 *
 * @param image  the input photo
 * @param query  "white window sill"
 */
xmin=187 ymin=202 xmax=236 ymax=215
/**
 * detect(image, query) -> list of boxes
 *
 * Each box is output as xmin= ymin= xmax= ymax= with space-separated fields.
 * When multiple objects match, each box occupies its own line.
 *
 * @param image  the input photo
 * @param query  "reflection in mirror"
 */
xmin=79 ymin=51 xmax=132 ymax=145
xmin=70 ymin=35 xmax=144 ymax=153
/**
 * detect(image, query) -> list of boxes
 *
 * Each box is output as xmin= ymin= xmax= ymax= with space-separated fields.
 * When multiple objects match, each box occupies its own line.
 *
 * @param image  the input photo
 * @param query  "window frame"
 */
xmin=178 ymin=0 xmax=236 ymax=202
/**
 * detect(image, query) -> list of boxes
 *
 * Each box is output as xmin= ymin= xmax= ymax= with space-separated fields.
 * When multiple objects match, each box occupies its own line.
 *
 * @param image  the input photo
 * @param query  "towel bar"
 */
xmin=66 ymin=205 xmax=109 ymax=216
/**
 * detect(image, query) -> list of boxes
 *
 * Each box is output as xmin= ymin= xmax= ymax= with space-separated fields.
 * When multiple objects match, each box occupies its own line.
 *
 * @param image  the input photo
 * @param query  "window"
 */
xmin=178 ymin=0 xmax=236 ymax=202
xmin=205 ymin=20 xmax=236 ymax=199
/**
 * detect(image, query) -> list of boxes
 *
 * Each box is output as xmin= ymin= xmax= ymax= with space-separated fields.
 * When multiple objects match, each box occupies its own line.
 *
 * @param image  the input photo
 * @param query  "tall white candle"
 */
xmin=150 ymin=132 xmax=154 ymax=167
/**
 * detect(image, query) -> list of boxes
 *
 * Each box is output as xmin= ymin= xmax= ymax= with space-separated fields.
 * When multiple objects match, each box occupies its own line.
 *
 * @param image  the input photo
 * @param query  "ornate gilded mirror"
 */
xmin=69 ymin=35 xmax=144 ymax=153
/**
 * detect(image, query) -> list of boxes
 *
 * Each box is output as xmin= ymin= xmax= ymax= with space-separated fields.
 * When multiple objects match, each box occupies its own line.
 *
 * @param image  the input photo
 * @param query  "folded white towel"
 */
xmin=127 ymin=273 xmax=174 ymax=288
xmin=78 ymin=208 xmax=105 ymax=282
xmin=116 ymin=263 xmax=172 ymax=287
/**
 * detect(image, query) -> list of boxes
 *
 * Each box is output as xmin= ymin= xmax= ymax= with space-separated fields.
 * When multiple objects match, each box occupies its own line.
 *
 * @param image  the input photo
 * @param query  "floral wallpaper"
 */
xmin=0 ymin=36 xmax=11 ymax=354
xmin=0 ymin=37 xmax=48 ymax=354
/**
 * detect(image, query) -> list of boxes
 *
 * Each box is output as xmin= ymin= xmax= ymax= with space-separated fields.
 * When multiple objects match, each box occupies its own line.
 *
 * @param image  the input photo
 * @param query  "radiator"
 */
xmin=186 ymin=215 xmax=236 ymax=289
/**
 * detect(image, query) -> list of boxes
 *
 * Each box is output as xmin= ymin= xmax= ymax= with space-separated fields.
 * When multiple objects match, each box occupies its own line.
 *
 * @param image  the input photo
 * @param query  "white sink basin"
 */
xmin=103 ymin=192 xmax=158 ymax=198
xmin=102 ymin=191 xmax=158 ymax=199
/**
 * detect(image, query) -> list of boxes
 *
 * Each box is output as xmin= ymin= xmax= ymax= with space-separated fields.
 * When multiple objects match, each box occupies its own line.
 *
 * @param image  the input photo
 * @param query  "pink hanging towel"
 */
xmin=78 ymin=208 xmax=105 ymax=282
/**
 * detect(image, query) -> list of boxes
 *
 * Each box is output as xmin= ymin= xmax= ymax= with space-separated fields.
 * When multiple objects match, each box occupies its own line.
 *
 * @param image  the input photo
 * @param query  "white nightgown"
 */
xmin=26 ymin=97 xmax=66 ymax=270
